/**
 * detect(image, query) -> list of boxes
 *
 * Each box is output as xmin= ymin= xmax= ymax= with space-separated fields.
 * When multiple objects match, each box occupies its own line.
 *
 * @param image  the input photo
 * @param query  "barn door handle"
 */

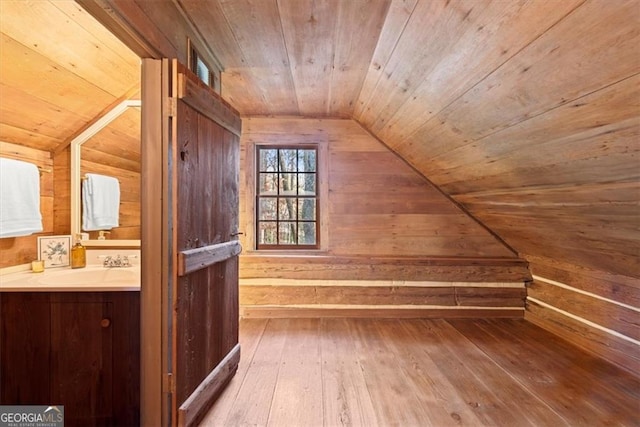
xmin=230 ymin=232 xmax=244 ymax=237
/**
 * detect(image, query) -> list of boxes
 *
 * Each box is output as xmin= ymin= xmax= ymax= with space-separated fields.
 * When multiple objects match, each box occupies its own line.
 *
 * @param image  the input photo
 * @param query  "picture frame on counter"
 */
xmin=37 ymin=235 xmax=72 ymax=268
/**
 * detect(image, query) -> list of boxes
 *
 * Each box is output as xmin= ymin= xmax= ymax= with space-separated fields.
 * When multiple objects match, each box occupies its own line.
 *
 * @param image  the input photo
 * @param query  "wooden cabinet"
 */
xmin=0 ymin=291 xmax=140 ymax=427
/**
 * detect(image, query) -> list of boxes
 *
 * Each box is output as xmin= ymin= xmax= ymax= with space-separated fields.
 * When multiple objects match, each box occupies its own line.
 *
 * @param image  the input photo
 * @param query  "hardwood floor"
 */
xmin=200 ymin=318 xmax=639 ymax=426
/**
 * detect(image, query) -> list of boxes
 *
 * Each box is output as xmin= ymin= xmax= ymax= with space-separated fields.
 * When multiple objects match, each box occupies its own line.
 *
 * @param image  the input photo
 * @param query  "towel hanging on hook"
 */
xmin=0 ymin=157 xmax=43 ymax=237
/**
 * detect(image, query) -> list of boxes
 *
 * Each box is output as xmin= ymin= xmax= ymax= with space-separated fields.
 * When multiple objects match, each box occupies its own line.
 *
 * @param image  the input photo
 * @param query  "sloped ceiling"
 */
xmin=179 ymin=0 xmax=639 ymax=277
xmin=0 ymin=1 xmax=140 ymax=153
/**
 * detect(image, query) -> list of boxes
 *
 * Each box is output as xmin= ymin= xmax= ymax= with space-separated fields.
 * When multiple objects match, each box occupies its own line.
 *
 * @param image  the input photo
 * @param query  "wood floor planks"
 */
xmin=407 ymin=320 xmax=548 ymax=426
xmin=201 ymin=318 xmax=268 ymax=424
xmin=348 ymin=319 xmax=435 ymax=425
xmin=200 ymin=318 xmax=640 ymax=427
xmin=267 ymin=319 xmax=324 ymax=426
xmin=319 ymin=319 xmax=378 ymax=427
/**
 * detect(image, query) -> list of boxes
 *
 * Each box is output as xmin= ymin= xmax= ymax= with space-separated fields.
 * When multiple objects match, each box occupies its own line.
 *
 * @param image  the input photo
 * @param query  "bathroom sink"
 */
xmin=37 ymin=265 xmax=140 ymax=287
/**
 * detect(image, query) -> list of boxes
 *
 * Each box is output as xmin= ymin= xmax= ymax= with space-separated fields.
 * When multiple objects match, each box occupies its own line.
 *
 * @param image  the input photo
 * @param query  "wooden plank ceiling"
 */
xmin=0 ymin=0 xmax=140 ymax=153
xmin=1 ymin=0 xmax=637 ymax=278
xmin=179 ymin=0 xmax=640 ymax=278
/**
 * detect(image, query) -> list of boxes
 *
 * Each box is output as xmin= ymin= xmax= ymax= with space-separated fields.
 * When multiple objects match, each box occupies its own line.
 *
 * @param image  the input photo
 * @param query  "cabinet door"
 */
xmin=0 ymin=293 xmax=51 ymax=405
xmin=50 ymin=297 xmax=113 ymax=426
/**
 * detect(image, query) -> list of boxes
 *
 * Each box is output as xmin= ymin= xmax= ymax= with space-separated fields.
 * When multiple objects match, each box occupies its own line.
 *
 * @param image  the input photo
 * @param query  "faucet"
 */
xmin=101 ymin=254 xmax=134 ymax=268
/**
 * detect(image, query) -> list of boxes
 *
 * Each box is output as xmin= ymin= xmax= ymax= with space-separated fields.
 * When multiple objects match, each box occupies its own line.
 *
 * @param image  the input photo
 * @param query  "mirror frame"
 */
xmin=70 ymin=99 xmax=142 ymax=247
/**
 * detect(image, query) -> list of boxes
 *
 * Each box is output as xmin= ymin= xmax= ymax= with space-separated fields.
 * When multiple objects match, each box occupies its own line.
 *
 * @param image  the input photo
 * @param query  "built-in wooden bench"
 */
xmin=239 ymin=255 xmax=531 ymax=318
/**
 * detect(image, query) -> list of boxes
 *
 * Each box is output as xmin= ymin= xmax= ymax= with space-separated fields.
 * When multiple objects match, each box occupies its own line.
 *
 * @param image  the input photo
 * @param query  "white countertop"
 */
xmin=0 ymin=264 xmax=140 ymax=292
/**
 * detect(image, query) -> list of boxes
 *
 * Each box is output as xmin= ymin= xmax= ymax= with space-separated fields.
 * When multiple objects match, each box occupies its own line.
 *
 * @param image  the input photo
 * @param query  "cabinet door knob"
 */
xmin=101 ymin=318 xmax=111 ymax=328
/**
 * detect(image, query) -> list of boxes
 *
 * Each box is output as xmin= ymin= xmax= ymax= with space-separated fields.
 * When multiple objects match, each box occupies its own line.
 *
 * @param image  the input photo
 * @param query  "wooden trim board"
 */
xmin=178 ymin=241 xmax=242 ymax=276
xmin=240 ymin=306 xmax=524 ymax=319
xmin=177 ymin=67 xmax=241 ymax=136
xmin=178 ymin=343 xmax=241 ymax=427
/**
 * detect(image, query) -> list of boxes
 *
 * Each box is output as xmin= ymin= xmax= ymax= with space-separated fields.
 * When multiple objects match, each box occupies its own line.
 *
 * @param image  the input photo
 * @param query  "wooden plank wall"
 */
xmin=238 ymin=118 xmax=530 ymax=317
xmin=0 ymin=141 xmax=54 ymax=268
xmin=524 ymin=254 xmax=640 ymax=377
xmin=53 ymin=147 xmax=71 ymax=237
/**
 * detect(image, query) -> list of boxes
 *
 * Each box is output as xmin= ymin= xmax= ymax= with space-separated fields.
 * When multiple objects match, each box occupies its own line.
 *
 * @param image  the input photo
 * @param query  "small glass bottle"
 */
xmin=71 ymin=234 xmax=86 ymax=269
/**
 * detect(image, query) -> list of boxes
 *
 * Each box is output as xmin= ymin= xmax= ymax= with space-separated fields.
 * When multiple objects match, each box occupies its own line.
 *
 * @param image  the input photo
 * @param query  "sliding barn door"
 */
xmin=145 ymin=58 xmax=242 ymax=427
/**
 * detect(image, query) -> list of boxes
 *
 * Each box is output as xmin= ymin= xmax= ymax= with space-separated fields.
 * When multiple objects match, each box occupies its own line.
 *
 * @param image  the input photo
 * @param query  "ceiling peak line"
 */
xmin=348 ymin=0 xmax=394 ymax=117
xmin=275 ymin=0 xmax=302 ymax=115
xmin=356 ymin=0 xmax=459 ymax=126
xmin=353 ymin=0 xmax=418 ymax=119
xmin=325 ymin=0 xmax=346 ymax=116
xmin=394 ymin=0 xmax=589 ymax=148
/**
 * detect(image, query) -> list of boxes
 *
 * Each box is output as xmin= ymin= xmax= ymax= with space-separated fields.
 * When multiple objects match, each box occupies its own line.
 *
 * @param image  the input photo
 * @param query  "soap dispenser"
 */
xmin=71 ymin=234 xmax=86 ymax=269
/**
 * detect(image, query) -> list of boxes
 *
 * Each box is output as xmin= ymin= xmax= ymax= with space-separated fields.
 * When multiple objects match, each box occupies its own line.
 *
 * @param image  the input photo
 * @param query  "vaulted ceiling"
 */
xmin=180 ymin=0 xmax=639 ymax=278
xmin=1 ymin=0 xmax=638 ymax=278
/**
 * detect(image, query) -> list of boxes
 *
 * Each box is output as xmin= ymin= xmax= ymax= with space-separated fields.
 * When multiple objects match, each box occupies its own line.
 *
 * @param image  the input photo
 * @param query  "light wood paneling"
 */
xmin=528 ymin=279 xmax=639 ymax=341
xmin=240 ymin=283 xmax=525 ymax=307
xmin=239 ymin=280 xmax=526 ymax=318
xmin=0 ymin=1 xmax=139 ymax=152
xmin=240 ymin=255 xmax=529 ymax=282
xmin=238 ymin=117 xmax=525 ymax=312
xmin=366 ymin=1 xmax=640 ymax=281
xmin=210 ymin=0 xmax=299 ymax=114
xmin=239 ymin=117 xmax=516 ymax=260
xmin=81 ymin=107 xmax=141 ymax=173
xmin=0 ymin=142 xmax=54 ymax=267
xmin=524 ymin=254 xmax=640 ymax=377
xmin=53 ymin=147 xmax=71 ymax=236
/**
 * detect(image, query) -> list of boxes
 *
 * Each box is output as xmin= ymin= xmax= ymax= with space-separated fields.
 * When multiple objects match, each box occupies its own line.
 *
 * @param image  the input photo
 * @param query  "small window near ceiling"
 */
xmin=188 ymin=39 xmax=218 ymax=91
xmin=256 ymin=146 xmax=319 ymax=249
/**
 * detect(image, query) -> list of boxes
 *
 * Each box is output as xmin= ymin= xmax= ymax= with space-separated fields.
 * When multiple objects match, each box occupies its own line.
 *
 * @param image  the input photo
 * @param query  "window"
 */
xmin=256 ymin=146 xmax=318 ymax=249
xmin=188 ymin=39 xmax=218 ymax=91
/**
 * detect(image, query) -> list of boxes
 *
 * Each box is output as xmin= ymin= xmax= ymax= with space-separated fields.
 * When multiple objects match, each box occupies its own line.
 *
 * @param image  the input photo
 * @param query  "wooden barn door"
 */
xmin=145 ymin=58 xmax=242 ymax=426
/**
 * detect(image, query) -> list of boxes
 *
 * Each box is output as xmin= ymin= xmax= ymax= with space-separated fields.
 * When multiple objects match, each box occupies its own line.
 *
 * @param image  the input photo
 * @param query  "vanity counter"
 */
xmin=0 ymin=264 xmax=140 ymax=292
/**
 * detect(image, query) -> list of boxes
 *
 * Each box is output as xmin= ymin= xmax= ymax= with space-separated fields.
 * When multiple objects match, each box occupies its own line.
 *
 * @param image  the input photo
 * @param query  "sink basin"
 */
xmin=37 ymin=266 xmax=140 ymax=286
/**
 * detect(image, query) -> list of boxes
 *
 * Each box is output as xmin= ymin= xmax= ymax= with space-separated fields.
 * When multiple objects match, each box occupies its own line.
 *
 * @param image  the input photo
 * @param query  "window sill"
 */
xmin=242 ymin=249 xmax=330 ymax=257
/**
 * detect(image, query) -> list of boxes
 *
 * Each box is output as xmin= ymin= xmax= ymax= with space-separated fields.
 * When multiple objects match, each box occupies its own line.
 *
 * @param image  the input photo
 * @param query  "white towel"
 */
xmin=0 ymin=158 xmax=43 ymax=238
xmin=82 ymin=173 xmax=120 ymax=231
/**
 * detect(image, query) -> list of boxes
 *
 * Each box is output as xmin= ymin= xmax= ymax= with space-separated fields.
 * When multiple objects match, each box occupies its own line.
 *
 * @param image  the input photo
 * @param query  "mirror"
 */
xmin=71 ymin=100 xmax=141 ymax=247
